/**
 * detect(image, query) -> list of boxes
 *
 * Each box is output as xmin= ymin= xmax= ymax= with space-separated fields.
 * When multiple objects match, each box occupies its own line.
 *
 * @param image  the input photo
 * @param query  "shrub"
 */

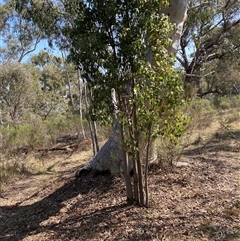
xmin=213 ymin=96 xmax=240 ymax=110
xmin=185 ymin=98 xmax=217 ymax=129
xmin=156 ymin=137 xmax=183 ymax=167
xmin=0 ymin=114 xmax=89 ymax=153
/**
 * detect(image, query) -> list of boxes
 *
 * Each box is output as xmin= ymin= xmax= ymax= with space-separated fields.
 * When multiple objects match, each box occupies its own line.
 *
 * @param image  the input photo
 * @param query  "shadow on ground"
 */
xmin=183 ymin=130 xmax=240 ymax=156
xmin=0 ymin=171 xmax=119 ymax=241
xmin=1 ymin=164 xmax=239 ymax=241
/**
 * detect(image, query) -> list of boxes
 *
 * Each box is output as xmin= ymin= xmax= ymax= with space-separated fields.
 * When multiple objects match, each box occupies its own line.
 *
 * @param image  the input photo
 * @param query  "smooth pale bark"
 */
xmin=62 ymin=52 xmax=75 ymax=112
xmin=75 ymin=120 xmax=123 ymax=176
xmin=163 ymin=0 xmax=188 ymax=55
xmin=76 ymin=0 xmax=188 ymax=176
xmin=77 ymin=69 xmax=86 ymax=139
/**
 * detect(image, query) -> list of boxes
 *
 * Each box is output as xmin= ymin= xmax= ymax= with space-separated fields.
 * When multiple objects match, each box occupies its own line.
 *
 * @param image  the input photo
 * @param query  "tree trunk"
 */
xmin=92 ymin=120 xmax=99 ymax=153
xmin=76 ymin=0 xmax=188 ymax=176
xmin=62 ymin=51 xmax=75 ymax=112
xmin=77 ymin=68 xmax=86 ymax=139
xmin=162 ymin=0 xmax=188 ymax=55
xmin=76 ymin=120 xmax=123 ymax=176
xmin=119 ymin=123 xmax=133 ymax=205
xmin=83 ymin=83 xmax=99 ymax=155
xmin=144 ymin=127 xmax=152 ymax=207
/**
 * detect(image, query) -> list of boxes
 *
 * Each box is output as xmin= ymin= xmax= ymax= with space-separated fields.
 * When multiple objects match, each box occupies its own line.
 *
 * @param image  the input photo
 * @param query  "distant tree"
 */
xmin=202 ymin=24 xmax=240 ymax=96
xmin=0 ymin=0 xmax=47 ymax=63
xmin=0 ymin=0 xmax=12 ymax=32
xmin=0 ymin=62 xmax=39 ymax=123
xmin=30 ymin=50 xmax=68 ymax=119
xmin=14 ymin=0 xmax=68 ymax=49
xmin=177 ymin=0 xmax=240 ymax=97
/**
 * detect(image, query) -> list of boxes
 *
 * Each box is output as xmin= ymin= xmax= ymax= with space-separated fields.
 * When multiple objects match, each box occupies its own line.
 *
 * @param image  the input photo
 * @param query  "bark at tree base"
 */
xmin=75 ymin=133 xmax=123 ymax=177
xmin=75 ymin=135 xmax=158 ymax=177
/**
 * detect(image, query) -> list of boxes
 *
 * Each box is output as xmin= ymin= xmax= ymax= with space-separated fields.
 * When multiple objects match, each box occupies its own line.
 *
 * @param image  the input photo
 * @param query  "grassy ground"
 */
xmin=0 ymin=111 xmax=239 ymax=241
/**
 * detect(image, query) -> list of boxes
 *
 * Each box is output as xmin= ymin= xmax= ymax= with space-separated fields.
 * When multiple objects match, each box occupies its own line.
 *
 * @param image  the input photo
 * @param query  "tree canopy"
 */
xmin=177 ymin=0 xmax=240 ymax=97
xmin=56 ymin=0 xmax=188 ymax=206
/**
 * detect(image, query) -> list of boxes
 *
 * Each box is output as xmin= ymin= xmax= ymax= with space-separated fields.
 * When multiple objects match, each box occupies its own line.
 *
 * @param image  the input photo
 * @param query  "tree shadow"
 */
xmin=183 ymin=130 xmax=240 ymax=156
xmin=0 ymin=171 xmax=118 ymax=241
xmin=42 ymin=202 xmax=129 ymax=240
xmin=117 ymin=213 xmax=240 ymax=241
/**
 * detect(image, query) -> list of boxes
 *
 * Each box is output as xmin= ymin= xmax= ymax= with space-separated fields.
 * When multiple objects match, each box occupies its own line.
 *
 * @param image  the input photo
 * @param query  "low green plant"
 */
xmin=185 ymin=98 xmax=217 ymax=129
xmin=226 ymin=109 xmax=240 ymax=124
xmin=156 ymin=137 xmax=183 ymax=167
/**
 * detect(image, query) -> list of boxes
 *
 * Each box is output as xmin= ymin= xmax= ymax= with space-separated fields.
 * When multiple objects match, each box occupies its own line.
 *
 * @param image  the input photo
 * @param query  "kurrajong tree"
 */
xmin=62 ymin=0 xmax=189 ymax=206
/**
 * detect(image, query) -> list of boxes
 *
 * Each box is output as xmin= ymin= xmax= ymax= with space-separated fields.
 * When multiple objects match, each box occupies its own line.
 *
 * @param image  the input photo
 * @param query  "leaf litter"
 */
xmin=0 ymin=134 xmax=239 ymax=241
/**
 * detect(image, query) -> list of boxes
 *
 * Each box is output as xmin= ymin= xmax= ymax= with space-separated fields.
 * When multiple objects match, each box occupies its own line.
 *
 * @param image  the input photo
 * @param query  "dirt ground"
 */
xmin=0 ymin=126 xmax=240 ymax=241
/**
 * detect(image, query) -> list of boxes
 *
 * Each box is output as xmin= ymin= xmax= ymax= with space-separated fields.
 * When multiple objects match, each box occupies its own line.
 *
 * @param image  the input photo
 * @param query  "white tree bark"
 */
xmin=76 ymin=0 xmax=188 ymax=176
xmin=163 ymin=0 xmax=188 ymax=55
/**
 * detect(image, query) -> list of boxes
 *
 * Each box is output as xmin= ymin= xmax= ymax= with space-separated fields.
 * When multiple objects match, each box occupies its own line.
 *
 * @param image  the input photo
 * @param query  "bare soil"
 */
xmin=0 ymin=128 xmax=240 ymax=241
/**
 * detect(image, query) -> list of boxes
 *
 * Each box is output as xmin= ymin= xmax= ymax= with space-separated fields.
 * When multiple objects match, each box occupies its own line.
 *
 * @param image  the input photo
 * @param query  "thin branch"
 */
xmin=185 ymin=71 xmax=215 ymax=78
xmin=188 ymin=2 xmax=209 ymax=11
xmin=18 ymin=35 xmax=42 ymax=62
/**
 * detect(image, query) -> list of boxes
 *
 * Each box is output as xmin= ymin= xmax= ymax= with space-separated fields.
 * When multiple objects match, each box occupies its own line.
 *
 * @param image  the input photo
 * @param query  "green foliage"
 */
xmin=156 ymin=136 xmax=183 ymax=167
xmin=64 ymin=0 xmax=188 ymax=205
xmin=185 ymin=98 xmax=217 ymax=129
xmin=30 ymin=51 xmax=72 ymax=118
xmin=213 ymin=96 xmax=240 ymax=110
xmin=134 ymin=58 xmax=188 ymax=143
xmin=66 ymin=0 xmax=170 ymax=119
xmin=14 ymin=0 xmax=62 ymax=42
xmin=0 ymin=115 xmax=88 ymax=152
xmin=188 ymin=98 xmax=216 ymax=114
xmin=65 ymin=0 xmax=187 ymax=144
xmin=0 ymin=62 xmax=39 ymax=123
xmin=179 ymin=0 xmax=240 ymax=97
xmin=0 ymin=0 xmax=47 ymax=62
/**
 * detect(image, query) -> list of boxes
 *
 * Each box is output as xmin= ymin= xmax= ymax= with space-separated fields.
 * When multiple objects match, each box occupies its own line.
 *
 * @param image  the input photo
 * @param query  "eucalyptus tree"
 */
xmin=214 ymin=46 xmax=240 ymax=95
xmin=31 ymin=50 xmax=68 ymax=119
xmin=63 ymin=0 xmax=188 ymax=206
xmin=0 ymin=0 xmax=48 ymax=63
xmin=0 ymin=62 xmax=39 ymax=123
xmin=177 ymin=0 xmax=240 ymax=97
xmin=13 ymin=0 xmax=71 ymax=49
xmin=200 ymin=36 xmax=240 ymax=96
xmin=0 ymin=0 xmax=12 ymax=32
